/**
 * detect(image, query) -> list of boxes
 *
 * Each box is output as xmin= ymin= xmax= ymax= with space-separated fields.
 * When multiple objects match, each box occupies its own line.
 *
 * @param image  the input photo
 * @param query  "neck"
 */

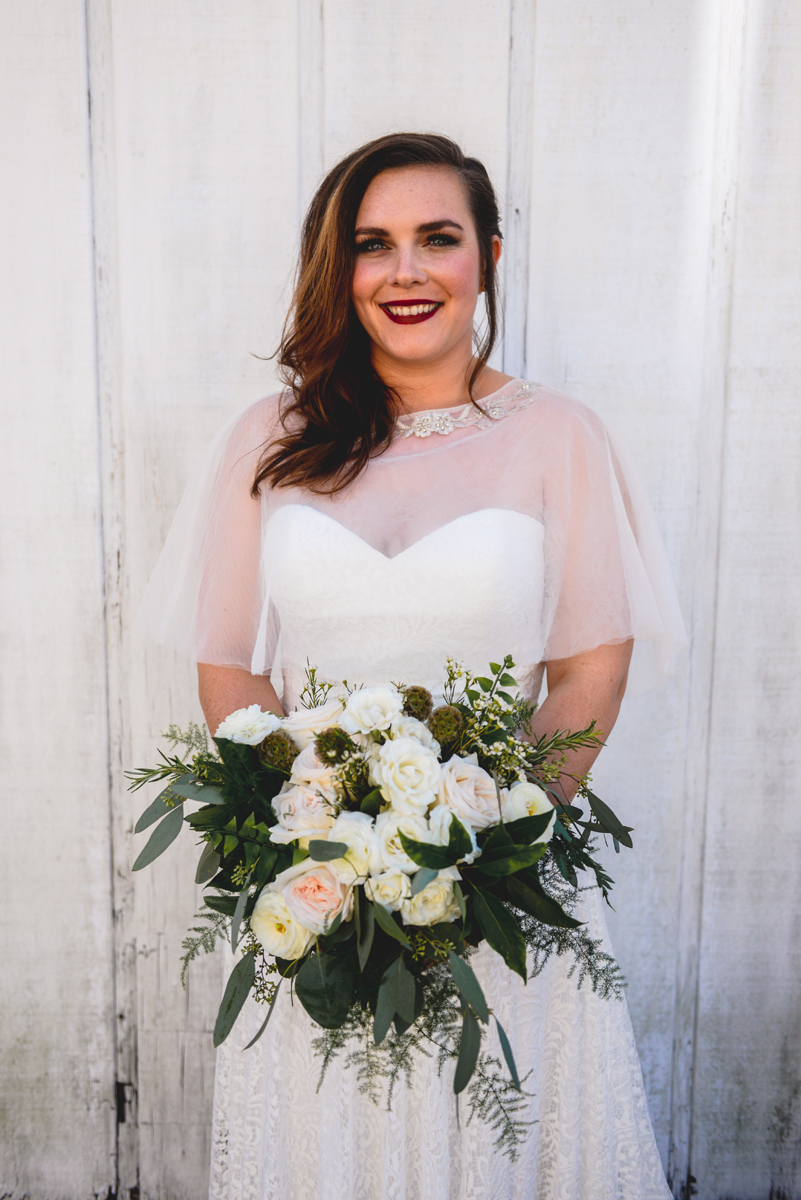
xmin=372 ymin=342 xmax=491 ymax=414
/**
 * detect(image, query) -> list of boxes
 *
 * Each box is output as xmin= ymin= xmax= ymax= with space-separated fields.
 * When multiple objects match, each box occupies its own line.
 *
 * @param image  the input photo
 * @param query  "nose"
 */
xmin=388 ymin=243 xmax=427 ymax=288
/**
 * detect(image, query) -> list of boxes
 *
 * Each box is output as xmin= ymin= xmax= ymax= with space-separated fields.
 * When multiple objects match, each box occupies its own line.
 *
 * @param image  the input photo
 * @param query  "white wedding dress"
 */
xmin=138 ymin=379 xmax=685 ymax=1199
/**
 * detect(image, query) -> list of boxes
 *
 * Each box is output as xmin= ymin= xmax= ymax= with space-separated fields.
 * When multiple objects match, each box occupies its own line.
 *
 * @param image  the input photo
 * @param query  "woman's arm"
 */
xmin=198 ymin=663 xmax=284 ymax=734
xmin=527 ymin=640 xmax=633 ymax=802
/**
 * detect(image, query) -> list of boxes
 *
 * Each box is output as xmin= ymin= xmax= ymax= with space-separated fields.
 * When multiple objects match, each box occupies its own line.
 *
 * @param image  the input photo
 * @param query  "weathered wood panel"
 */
xmin=0 ymin=2 xmax=116 ymax=1197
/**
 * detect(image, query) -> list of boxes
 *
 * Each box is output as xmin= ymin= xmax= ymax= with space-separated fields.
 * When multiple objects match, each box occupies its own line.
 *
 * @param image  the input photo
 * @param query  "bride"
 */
xmin=139 ymin=133 xmax=684 ymax=1199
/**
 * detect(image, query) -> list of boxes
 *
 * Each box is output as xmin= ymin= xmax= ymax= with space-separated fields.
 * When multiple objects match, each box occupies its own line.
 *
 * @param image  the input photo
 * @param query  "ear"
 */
xmin=480 ymin=235 xmax=503 ymax=292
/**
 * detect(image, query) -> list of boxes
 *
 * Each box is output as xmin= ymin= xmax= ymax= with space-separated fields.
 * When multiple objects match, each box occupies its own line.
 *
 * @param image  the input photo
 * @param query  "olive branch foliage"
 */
xmin=127 ymin=657 xmax=633 ymax=1159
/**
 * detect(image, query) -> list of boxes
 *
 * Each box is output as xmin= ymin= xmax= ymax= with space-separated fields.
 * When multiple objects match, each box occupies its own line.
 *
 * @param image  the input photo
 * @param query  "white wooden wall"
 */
xmin=1 ymin=2 xmax=798 ymax=1198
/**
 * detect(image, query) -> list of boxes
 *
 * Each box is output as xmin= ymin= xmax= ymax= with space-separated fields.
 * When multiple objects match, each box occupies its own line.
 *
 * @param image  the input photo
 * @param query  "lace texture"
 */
xmin=393 ymin=381 xmax=539 ymax=438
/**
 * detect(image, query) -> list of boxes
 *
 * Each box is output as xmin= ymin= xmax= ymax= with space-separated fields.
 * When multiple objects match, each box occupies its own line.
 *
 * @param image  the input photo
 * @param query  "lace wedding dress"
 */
xmin=138 ymin=378 xmax=685 ymax=1199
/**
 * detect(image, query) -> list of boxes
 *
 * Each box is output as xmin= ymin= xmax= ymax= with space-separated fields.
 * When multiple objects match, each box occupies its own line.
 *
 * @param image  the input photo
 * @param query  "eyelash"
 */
xmin=356 ymin=233 xmax=459 ymax=253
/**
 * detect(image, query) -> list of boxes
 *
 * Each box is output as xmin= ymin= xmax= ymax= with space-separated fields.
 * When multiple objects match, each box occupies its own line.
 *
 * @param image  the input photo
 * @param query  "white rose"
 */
xmin=269 ymin=859 xmax=353 ymax=935
xmin=501 ymin=781 xmax=556 ymax=843
xmin=289 ymin=743 xmax=339 ymax=798
xmin=389 ymin=713 xmax=440 ymax=753
xmin=370 ymin=737 xmax=441 ymax=816
xmin=281 ymin=698 xmax=344 ymax=750
xmin=250 ymin=890 xmax=313 ymax=959
xmin=375 ymin=811 xmax=431 ymax=874
xmin=428 ymin=803 xmax=482 ymax=864
xmin=400 ymin=866 xmax=462 ymax=927
xmin=364 ymin=868 xmax=411 ymax=912
xmin=326 ymin=811 xmax=382 ymax=883
xmin=436 ymin=753 xmax=500 ymax=831
xmin=270 ymin=781 xmax=336 ymax=842
xmin=215 ymin=704 xmax=281 ymax=745
xmin=340 ymin=687 xmax=403 ymax=735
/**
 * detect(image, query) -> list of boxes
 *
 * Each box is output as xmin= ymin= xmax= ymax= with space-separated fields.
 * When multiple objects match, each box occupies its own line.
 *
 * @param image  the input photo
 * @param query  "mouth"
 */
xmin=379 ymin=300 xmax=443 ymax=325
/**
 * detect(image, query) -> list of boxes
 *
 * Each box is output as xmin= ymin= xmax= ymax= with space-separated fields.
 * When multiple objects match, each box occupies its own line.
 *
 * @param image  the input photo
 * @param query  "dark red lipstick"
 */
xmin=379 ymin=300 xmax=443 ymax=325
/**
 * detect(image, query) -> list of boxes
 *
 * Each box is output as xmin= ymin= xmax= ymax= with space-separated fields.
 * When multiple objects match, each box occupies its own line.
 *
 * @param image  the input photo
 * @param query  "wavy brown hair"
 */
xmin=253 ymin=133 xmax=503 ymax=496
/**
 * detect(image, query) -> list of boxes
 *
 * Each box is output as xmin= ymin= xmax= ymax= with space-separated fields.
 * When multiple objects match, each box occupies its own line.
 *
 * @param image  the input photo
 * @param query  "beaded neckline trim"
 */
xmin=394 ymin=381 xmax=539 ymax=439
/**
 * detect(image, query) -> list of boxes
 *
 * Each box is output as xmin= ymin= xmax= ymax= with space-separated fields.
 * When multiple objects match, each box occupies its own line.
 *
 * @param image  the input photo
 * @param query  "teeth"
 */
xmin=386 ymin=303 xmax=439 ymax=316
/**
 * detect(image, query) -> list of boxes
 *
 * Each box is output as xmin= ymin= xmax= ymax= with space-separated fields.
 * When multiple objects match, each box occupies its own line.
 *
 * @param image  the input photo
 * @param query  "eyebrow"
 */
xmin=354 ymin=219 xmax=465 ymax=237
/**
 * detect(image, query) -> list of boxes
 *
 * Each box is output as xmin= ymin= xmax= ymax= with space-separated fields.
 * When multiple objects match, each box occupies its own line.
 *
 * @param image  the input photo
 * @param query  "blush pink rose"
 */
xmin=269 ymin=859 xmax=353 ymax=935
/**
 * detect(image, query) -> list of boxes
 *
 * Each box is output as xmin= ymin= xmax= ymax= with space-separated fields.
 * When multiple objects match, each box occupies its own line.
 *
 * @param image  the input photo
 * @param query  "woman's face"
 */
xmin=351 ymin=165 xmax=500 ymax=374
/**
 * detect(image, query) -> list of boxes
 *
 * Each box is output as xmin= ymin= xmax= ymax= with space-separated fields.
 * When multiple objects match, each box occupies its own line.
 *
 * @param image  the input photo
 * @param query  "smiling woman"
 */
xmin=137 ymin=133 xmax=684 ymax=1199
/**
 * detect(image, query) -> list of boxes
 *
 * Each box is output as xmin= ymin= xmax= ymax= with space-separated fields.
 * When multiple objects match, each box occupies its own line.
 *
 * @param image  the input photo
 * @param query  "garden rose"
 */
xmin=501 ymin=781 xmax=556 ymax=842
xmin=288 ymin=742 xmax=339 ymax=798
xmin=364 ymin=867 xmax=411 ymax=912
xmin=436 ymin=753 xmax=500 ymax=830
xmin=250 ymin=890 xmax=313 ymax=959
xmin=428 ymin=803 xmax=481 ymax=864
xmin=375 ymin=811 xmax=431 ymax=874
xmin=270 ymin=781 xmax=336 ymax=843
xmin=326 ymin=811 xmax=382 ymax=883
xmin=370 ymin=737 xmax=441 ymax=816
xmin=215 ymin=704 xmax=281 ymax=745
xmin=340 ymin=686 xmax=403 ymax=735
xmin=388 ymin=713 xmax=440 ymax=752
xmin=270 ymin=859 xmax=352 ymax=935
xmin=400 ymin=866 xmax=462 ymax=926
xmin=282 ymin=699 xmax=344 ymax=750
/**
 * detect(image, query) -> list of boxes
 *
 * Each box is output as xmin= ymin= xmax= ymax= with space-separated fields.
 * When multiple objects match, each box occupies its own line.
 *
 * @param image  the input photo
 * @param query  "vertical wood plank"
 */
xmin=0 ymin=1 xmax=116 ymax=1196
xmin=502 ymin=0 xmax=536 ymax=378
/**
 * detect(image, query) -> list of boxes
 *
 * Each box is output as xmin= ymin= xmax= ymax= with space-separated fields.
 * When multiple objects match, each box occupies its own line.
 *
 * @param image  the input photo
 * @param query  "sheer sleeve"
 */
xmin=537 ymin=394 xmax=687 ymax=693
xmin=135 ymin=395 xmax=282 ymax=673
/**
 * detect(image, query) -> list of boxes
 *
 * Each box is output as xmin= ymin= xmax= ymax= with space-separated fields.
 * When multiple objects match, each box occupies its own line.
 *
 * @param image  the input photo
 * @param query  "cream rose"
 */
xmin=325 ymin=811 xmax=382 ymax=883
xmin=436 ymin=753 xmax=501 ymax=830
xmin=270 ymin=781 xmax=336 ymax=843
xmin=388 ymin=713 xmax=440 ymax=752
xmin=289 ymin=743 xmax=339 ymax=798
xmin=215 ymin=704 xmax=282 ymax=745
xmin=281 ymin=698 xmax=344 ymax=750
xmin=340 ymin=686 xmax=403 ymax=735
xmin=364 ymin=867 xmax=411 ymax=912
xmin=250 ymin=890 xmax=313 ymax=959
xmin=400 ymin=866 xmax=462 ymax=927
xmin=501 ymin=781 xmax=556 ymax=843
xmin=428 ymin=803 xmax=481 ymax=864
xmin=375 ymin=811 xmax=431 ymax=874
xmin=370 ymin=737 xmax=441 ymax=816
xmin=269 ymin=859 xmax=352 ymax=935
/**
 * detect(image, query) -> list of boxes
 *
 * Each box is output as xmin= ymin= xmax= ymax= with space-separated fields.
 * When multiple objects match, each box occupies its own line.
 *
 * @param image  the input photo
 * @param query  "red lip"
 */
xmin=379 ymin=300 xmax=443 ymax=325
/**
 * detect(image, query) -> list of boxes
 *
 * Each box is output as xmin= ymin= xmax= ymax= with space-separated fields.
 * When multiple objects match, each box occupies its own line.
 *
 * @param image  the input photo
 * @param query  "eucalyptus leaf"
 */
xmin=392 ymin=956 xmax=417 ymax=1025
xmin=295 ymin=952 xmax=354 ymax=1029
xmin=504 ymin=874 xmax=583 ymax=929
xmin=374 ymin=959 xmax=398 ymax=1045
xmin=472 ymin=887 xmax=527 ymax=981
xmin=195 ymin=842 xmax=221 ymax=885
xmin=170 ymin=777 xmax=225 ymax=804
xmin=474 ymin=842 xmax=547 ymax=877
xmin=453 ymin=880 xmax=467 ymax=922
xmin=308 ymin=840 xmax=349 ymax=862
xmin=231 ymin=873 xmax=253 ymax=951
xmin=134 ymin=787 xmax=180 ymax=834
xmin=398 ymin=832 xmax=456 ymax=870
xmin=411 ymin=867 xmax=439 ymax=896
xmin=372 ymin=902 xmax=412 ymax=948
xmin=494 ymin=1016 xmax=521 ymax=1090
xmin=244 ymin=977 xmax=283 ymax=1050
xmin=213 ymin=950 xmax=256 ymax=1046
xmin=586 ymin=791 xmax=633 ymax=848
xmin=504 ymin=811 xmax=555 ymax=845
xmin=204 ymin=893 xmax=237 ymax=916
xmin=132 ymin=804 xmax=184 ymax=871
xmin=254 ymin=847 xmax=278 ymax=890
xmin=448 ymin=950 xmax=489 ymax=1022
xmin=357 ymin=897 xmax=375 ymax=970
xmin=453 ymin=1007 xmax=481 ymax=1094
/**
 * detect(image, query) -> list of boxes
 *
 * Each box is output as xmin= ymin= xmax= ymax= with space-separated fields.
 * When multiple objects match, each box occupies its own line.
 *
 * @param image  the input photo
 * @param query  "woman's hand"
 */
xmin=529 ymin=640 xmax=634 ymax=803
xmin=197 ymin=663 xmax=284 ymax=736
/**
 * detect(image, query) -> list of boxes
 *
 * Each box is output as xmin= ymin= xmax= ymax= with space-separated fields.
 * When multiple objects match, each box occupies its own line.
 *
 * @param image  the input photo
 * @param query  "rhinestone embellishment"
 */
xmin=394 ymin=382 xmax=538 ymax=439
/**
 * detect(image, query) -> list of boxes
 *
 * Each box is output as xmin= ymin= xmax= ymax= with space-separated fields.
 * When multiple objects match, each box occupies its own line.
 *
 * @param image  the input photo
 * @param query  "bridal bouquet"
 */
xmin=128 ymin=657 xmax=631 ymax=1156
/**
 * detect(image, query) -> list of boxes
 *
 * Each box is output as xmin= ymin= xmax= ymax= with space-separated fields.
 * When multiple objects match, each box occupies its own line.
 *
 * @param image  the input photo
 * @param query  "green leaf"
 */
xmin=295 ymin=952 xmax=354 ymax=1029
xmin=586 ymin=791 xmax=633 ymax=848
xmin=504 ymin=874 xmax=583 ymax=929
xmin=475 ymin=843 xmax=547 ymax=878
xmin=308 ymin=840 xmax=349 ymax=862
xmin=204 ymin=893 xmax=237 ymax=916
xmin=489 ymin=661 xmax=502 ymax=674
xmin=372 ymin=902 xmax=412 ymax=948
xmin=446 ymin=816 xmax=474 ymax=860
xmin=398 ymin=831 xmax=457 ymax=869
xmin=213 ymin=950 xmax=256 ymax=1046
xmin=504 ymin=811 xmax=555 ymax=845
xmin=494 ymin=1016 xmax=521 ymax=1090
xmin=194 ymin=842 xmax=221 ymax=885
xmin=231 ymin=874 xmax=253 ymax=950
xmin=132 ymin=805 xmax=184 ymax=870
xmin=134 ymin=786 xmax=181 ymax=834
xmin=374 ymin=958 xmax=399 ymax=1045
xmin=359 ymin=788 xmax=383 ymax=816
xmin=254 ymin=847 xmax=278 ymax=891
xmin=392 ymin=955 xmax=417 ymax=1025
xmin=453 ymin=1007 xmax=481 ymax=1094
xmin=411 ymin=866 xmax=439 ymax=896
xmin=357 ymin=894 xmax=374 ymax=971
xmin=170 ymin=777 xmax=225 ymax=804
xmin=499 ymin=673 xmax=517 ymax=687
xmin=453 ymin=881 xmax=467 ymax=922
xmin=476 ymin=676 xmax=493 ymax=692
xmin=243 ymin=976 xmax=283 ymax=1050
xmin=472 ymin=888 xmax=527 ymax=981
xmin=448 ymin=950 xmax=490 ymax=1022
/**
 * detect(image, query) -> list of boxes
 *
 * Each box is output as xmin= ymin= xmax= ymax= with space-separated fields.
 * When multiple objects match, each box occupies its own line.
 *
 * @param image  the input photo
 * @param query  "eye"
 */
xmin=356 ymin=238 xmax=387 ymax=253
xmin=426 ymin=233 xmax=459 ymax=247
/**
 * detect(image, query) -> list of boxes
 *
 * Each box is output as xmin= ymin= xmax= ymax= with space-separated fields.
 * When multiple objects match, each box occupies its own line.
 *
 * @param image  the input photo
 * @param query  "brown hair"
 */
xmin=253 ymin=132 xmax=503 ymax=496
